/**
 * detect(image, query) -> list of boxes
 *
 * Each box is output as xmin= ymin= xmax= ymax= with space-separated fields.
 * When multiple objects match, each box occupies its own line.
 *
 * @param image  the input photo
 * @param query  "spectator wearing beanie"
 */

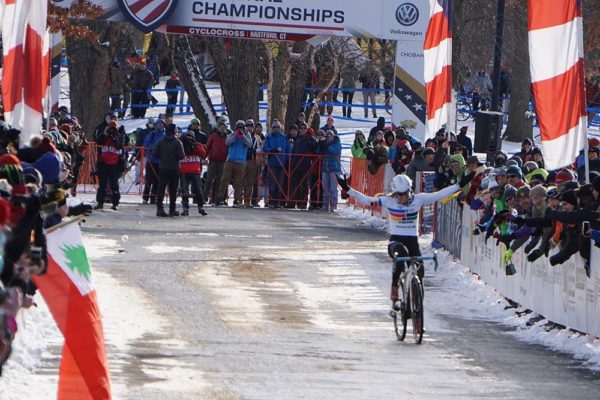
xmin=142 ymin=118 xmax=165 ymax=204
xmin=320 ymin=116 xmax=337 ymax=136
xmin=153 ymin=123 xmax=184 ymax=217
xmin=94 ymin=120 xmax=124 ymax=210
xmin=577 ymin=146 xmax=600 ymax=181
xmin=242 ymin=119 xmax=261 ymax=207
xmin=506 ymin=165 xmax=526 ymax=188
xmin=217 ymin=120 xmax=251 ymax=207
xmin=188 ymin=118 xmax=208 ymax=144
xmin=262 ymin=120 xmax=291 ymax=208
xmin=514 ymin=138 xmax=533 ymax=161
xmin=204 ymin=118 xmax=229 ymax=205
xmin=289 ymin=122 xmax=318 ymax=209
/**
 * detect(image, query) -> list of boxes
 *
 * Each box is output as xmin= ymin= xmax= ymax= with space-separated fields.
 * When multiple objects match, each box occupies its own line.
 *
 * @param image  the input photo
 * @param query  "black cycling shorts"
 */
xmin=387 ymin=235 xmax=422 ymax=259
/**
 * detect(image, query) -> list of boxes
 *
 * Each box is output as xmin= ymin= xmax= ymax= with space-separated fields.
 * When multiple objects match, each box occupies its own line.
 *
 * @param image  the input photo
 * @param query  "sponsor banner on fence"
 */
xmin=52 ymin=0 xmax=429 ymax=40
xmin=458 ymin=207 xmax=600 ymax=338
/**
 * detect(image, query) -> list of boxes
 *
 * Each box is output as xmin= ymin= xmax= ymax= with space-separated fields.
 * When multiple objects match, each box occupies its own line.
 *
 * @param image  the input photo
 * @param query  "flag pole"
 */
xmin=584 ymin=131 xmax=590 ymax=184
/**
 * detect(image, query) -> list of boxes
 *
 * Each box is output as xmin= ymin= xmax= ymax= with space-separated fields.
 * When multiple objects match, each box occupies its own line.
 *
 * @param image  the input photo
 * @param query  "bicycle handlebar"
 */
xmin=395 ymin=252 xmax=439 ymax=271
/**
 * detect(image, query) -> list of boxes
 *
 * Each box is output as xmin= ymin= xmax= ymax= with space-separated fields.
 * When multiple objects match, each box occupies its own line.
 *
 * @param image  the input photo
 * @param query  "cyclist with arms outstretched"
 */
xmin=338 ymin=173 xmax=473 ymax=310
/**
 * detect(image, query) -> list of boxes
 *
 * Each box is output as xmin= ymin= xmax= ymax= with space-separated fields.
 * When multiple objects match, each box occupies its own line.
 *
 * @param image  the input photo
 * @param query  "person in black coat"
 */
xmin=165 ymin=72 xmax=181 ymax=115
xmin=457 ymin=126 xmax=473 ymax=158
xmin=153 ymin=123 xmax=184 ymax=217
xmin=129 ymin=61 xmax=155 ymax=118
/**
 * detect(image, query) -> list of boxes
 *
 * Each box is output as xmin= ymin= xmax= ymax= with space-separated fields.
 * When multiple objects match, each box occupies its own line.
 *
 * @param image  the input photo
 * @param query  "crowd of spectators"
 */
xmin=396 ymin=128 xmax=600 ymax=278
xmin=0 ymin=107 xmax=93 ymax=374
xmin=93 ymin=112 xmax=344 ymax=215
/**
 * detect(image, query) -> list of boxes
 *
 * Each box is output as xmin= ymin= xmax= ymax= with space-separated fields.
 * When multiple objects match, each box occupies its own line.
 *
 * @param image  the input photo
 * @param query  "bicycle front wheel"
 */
xmin=410 ymin=277 xmax=424 ymax=344
xmin=457 ymin=102 xmax=471 ymax=121
xmin=393 ymin=279 xmax=408 ymax=341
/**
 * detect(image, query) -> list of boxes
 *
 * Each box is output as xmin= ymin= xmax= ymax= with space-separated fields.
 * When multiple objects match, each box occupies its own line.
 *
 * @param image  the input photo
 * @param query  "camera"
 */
xmin=29 ymin=246 xmax=43 ymax=266
xmin=582 ymin=221 xmax=591 ymax=236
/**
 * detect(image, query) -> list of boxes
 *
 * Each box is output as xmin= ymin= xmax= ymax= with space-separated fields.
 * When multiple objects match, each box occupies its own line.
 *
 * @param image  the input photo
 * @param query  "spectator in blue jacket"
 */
xmin=217 ymin=120 xmax=252 ymax=206
xmin=317 ymin=129 xmax=342 ymax=211
xmin=142 ymin=118 xmax=165 ymax=204
xmin=263 ymin=119 xmax=292 ymax=208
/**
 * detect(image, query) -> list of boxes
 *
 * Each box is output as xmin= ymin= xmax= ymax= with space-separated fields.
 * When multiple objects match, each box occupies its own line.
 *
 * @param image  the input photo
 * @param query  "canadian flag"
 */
xmin=33 ymin=221 xmax=112 ymax=399
xmin=1 ymin=0 xmax=47 ymax=145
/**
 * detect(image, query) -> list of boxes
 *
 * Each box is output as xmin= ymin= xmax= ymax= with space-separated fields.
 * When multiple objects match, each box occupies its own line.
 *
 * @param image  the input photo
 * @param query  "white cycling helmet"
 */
xmin=390 ymin=174 xmax=413 ymax=193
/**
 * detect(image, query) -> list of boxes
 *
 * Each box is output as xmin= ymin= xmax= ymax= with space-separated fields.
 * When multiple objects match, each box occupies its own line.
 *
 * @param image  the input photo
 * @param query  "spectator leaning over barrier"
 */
xmin=363 ymin=131 xmax=389 ymax=175
xmin=407 ymin=145 xmax=434 ymax=184
xmin=142 ymin=118 xmax=165 ymax=204
xmin=289 ymin=122 xmax=318 ymax=209
xmin=457 ymin=126 xmax=473 ymax=158
xmin=390 ymin=139 xmax=413 ymax=175
xmin=179 ymin=132 xmax=208 ymax=216
xmin=351 ymin=130 xmax=367 ymax=159
xmin=262 ymin=119 xmax=291 ymax=208
xmin=218 ymin=120 xmax=251 ymax=207
xmin=318 ymin=130 xmax=342 ymax=212
xmin=165 ymin=71 xmax=181 ymax=116
xmin=242 ymin=119 xmax=261 ymax=208
xmin=154 ymin=123 xmax=184 ymax=217
xmin=94 ymin=120 xmax=125 ymax=210
xmin=204 ymin=118 xmax=229 ymax=205
xmin=448 ymin=154 xmax=466 ymax=188
xmin=464 ymin=155 xmax=487 ymax=205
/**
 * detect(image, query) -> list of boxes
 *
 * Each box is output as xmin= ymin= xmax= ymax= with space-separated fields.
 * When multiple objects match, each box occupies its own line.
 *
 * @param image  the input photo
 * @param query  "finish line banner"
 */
xmin=52 ymin=0 xmax=427 ymax=41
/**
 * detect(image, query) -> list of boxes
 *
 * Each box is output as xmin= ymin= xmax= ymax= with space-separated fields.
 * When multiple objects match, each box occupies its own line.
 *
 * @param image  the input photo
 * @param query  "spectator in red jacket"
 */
xmin=203 ymin=119 xmax=229 ymax=205
xmin=179 ymin=133 xmax=208 ymax=216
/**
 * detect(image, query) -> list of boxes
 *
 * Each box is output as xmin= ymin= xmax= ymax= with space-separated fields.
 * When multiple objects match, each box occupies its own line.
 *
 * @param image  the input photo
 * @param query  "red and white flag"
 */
xmin=33 ymin=221 xmax=112 ymax=400
xmin=1 ymin=0 xmax=47 ymax=145
xmin=529 ymin=0 xmax=587 ymax=170
xmin=424 ymin=0 xmax=452 ymax=137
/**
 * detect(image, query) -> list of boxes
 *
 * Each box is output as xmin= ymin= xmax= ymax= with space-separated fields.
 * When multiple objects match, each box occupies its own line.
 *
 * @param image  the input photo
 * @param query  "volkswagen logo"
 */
xmin=396 ymin=3 xmax=419 ymax=26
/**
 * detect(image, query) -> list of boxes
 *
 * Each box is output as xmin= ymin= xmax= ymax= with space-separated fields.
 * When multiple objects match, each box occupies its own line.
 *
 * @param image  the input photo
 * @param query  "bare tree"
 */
xmin=65 ymin=20 xmax=124 ymax=137
xmin=265 ymin=41 xmax=293 ymax=127
xmin=170 ymin=35 xmax=217 ymax=133
xmin=206 ymin=38 xmax=262 ymax=125
xmin=503 ymin=0 xmax=533 ymax=142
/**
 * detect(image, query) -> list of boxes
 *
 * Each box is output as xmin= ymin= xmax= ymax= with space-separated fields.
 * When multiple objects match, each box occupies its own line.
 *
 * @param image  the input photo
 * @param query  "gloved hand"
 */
xmin=524 ymin=236 xmax=540 ymax=253
xmin=68 ymin=203 xmax=93 ymax=217
xmin=337 ymin=174 xmax=350 ymax=192
xmin=459 ymin=171 xmax=475 ymax=188
xmin=472 ymin=226 xmax=482 ymax=236
xmin=527 ymin=248 xmax=543 ymax=263
xmin=511 ymin=215 xmax=526 ymax=226
xmin=496 ymin=233 xmax=514 ymax=247
xmin=493 ymin=210 xmax=509 ymax=224
xmin=503 ymin=249 xmax=513 ymax=263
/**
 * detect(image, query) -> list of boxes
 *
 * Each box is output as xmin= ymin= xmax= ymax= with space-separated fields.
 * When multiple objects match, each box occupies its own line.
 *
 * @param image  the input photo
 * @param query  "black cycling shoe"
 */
xmin=156 ymin=209 xmax=169 ymax=217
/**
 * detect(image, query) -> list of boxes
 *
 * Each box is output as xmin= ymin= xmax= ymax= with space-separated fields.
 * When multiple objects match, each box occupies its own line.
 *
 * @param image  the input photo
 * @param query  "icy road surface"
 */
xmin=5 ymin=204 xmax=600 ymax=399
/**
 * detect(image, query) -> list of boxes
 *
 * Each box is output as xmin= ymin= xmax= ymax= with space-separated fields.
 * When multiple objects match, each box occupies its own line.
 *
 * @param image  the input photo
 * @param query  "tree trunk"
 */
xmin=266 ymin=42 xmax=293 ymax=127
xmin=285 ymin=42 xmax=312 ymax=129
xmin=306 ymin=42 xmax=338 ymax=130
xmin=171 ymin=35 xmax=217 ymax=133
xmin=66 ymin=20 xmax=123 ymax=138
xmin=504 ymin=0 xmax=533 ymax=143
xmin=206 ymin=38 xmax=262 ymax=125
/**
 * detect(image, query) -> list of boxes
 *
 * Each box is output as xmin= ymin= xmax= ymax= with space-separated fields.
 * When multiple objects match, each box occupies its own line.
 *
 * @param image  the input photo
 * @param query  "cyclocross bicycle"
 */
xmin=389 ymin=253 xmax=438 ymax=344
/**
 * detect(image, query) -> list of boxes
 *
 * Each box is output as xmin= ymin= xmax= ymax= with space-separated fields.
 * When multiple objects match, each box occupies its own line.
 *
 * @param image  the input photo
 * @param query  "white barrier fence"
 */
xmin=460 ymin=208 xmax=600 ymax=338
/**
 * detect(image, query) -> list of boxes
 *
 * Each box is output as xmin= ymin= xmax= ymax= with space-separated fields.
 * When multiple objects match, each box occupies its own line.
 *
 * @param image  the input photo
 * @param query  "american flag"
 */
xmin=424 ymin=0 xmax=452 ymax=138
xmin=1 ymin=0 xmax=48 ymax=144
xmin=529 ymin=0 xmax=587 ymax=170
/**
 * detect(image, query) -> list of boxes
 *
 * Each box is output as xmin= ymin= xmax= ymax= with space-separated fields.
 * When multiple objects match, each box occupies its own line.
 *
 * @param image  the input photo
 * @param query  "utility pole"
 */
xmin=490 ymin=0 xmax=506 ymax=112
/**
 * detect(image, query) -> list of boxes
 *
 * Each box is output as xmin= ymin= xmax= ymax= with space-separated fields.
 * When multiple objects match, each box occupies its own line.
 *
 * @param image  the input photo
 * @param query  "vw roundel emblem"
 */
xmin=396 ymin=3 xmax=419 ymax=26
xmin=117 ymin=0 xmax=179 ymax=33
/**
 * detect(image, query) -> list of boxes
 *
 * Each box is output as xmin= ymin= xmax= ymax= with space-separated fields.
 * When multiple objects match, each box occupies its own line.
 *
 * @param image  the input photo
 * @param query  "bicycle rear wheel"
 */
xmin=393 ymin=279 xmax=407 ymax=341
xmin=410 ymin=277 xmax=424 ymax=344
